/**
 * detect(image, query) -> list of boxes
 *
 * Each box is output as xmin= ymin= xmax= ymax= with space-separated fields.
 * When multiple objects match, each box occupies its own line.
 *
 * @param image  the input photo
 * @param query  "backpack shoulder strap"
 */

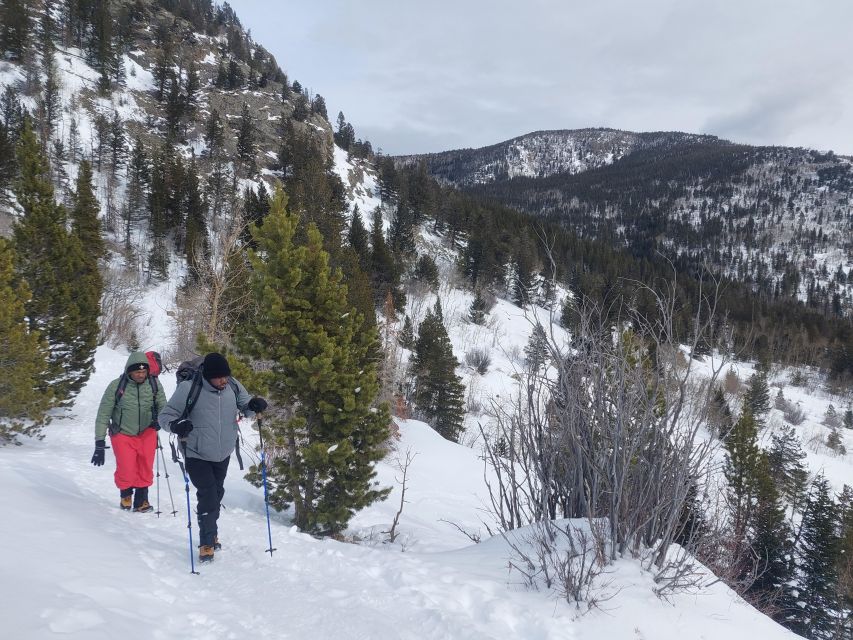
xmin=114 ymin=374 xmax=129 ymax=405
xmin=148 ymin=376 xmax=160 ymax=425
xmin=180 ymin=373 xmax=204 ymax=421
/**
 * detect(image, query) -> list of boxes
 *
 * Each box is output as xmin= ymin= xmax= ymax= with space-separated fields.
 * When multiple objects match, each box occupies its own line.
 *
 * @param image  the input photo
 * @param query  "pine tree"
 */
xmin=239 ymin=186 xmax=390 ymax=535
xmin=0 ymin=0 xmax=30 ymax=61
xmin=524 ymin=323 xmax=549 ymax=370
xmin=790 ymin=476 xmax=840 ymax=638
xmin=70 ymin=161 xmax=104 ymax=259
xmin=724 ymin=410 xmax=762 ymax=570
xmin=747 ymin=454 xmax=795 ymax=620
xmin=412 ymin=300 xmax=466 ymax=442
xmin=370 ymin=207 xmax=402 ymax=310
xmin=12 ymin=120 xmax=98 ymax=399
xmin=236 ymin=102 xmax=254 ymax=169
xmin=468 ymin=289 xmax=488 ymax=325
xmin=709 ymin=385 xmax=734 ymax=439
xmin=767 ymin=425 xmax=808 ymax=508
xmin=347 ymin=205 xmax=369 ymax=266
xmin=398 ymin=315 xmax=414 ymax=350
xmin=744 ymin=371 xmax=770 ymax=424
xmin=824 ymin=404 xmax=842 ymax=429
xmin=0 ymin=238 xmax=53 ymax=445
xmin=413 ymin=254 xmax=439 ymax=290
xmin=844 ymin=407 xmax=853 ymax=431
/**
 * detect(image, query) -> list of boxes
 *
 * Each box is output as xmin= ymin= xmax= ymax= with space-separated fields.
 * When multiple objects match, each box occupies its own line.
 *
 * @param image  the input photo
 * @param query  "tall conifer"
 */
xmin=239 ymin=186 xmax=390 ymax=534
xmin=0 ymin=239 xmax=53 ymax=444
xmin=13 ymin=120 xmax=98 ymax=399
xmin=412 ymin=299 xmax=465 ymax=442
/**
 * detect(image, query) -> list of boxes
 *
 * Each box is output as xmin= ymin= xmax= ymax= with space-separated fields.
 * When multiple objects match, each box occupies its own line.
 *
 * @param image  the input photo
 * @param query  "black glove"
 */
xmin=91 ymin=440 xmax=106 ymax=466
xmin=248 ymin=397 xmax=268 ymax=413
xmin=170 ymin=418 xmax=193 ymax=438
xmin=150 ymin=422 xmax=161 ymax=431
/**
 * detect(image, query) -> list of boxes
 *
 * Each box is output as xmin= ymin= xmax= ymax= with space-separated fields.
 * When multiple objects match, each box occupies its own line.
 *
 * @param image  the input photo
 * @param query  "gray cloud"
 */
xmin=229 ymin=0 xmax=853 ymax=154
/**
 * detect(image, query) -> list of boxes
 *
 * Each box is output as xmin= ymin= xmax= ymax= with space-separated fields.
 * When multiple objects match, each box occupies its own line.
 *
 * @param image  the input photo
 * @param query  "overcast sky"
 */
xmin=227 ymin=0 xmax=853 ymax=156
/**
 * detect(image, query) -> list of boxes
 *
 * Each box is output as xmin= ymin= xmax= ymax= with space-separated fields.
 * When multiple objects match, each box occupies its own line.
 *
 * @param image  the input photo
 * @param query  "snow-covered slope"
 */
xmin=398 ymin=128 xmax=720 ymax=185
xmin=0 ymin=345 xmax=801 ymax=640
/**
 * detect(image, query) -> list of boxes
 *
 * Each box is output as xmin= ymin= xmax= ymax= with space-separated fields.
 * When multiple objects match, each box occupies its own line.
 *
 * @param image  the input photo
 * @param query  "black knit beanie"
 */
xmin=202 ymin=352 xmax=231 ymax=379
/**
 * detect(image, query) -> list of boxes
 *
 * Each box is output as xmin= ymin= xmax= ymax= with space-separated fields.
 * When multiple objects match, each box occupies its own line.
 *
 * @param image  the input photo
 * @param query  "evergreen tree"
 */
xmin=236 ymin=102 xmax=254 ymax=169
xmin=12 ymin=120 xmax=98 ymax=399
xmin=824 ymin=404 xmax=842 ymax=429
xmin=412 ymin=300 xmax=466 ymax=442
xmin=524 ymin=323 xmax=549 ymax=370
xmin=0 ymin=238 xmax=53 ymax=445
xmin=398 ymin=315 xmax=414 ymax=350
xmin=767 ymin=425 xmax=808 ymax=508
xmin=744 ymin=371 xmax=771 ymax=424
xmin=239 ymin=186 xmax=390 ymax=535
xmin=291 ymin=94 xmax=309 ymax=121
xmin=790 ymin=476 xmax=840 ymax=638
xmin=724 ymin=410 xmax=762 ymax=570
xmin=182 ymin=153 xmax=207 ymax=274
xmin=844 ymin=407 xmax=853 ymax=431
xmin=709 ymin=385 xmax=734 ymax=439
xmin=413 ymin=254 xmax=439 ymax=290
xmin=70 ymin=161 xmax=104 ymax=259
xmin=347 ymin=205 xmax=369 ymax=266
xmin=0 ymin=0 xmax=30 ymax=61
xmin=310 ymin=94 xmax=327 ymax=120
xmin=468 ymin=289 xmax=489 ymax=325
xmin=747 ymin=454 xmax=795 ymax=620
xmin=370 ymin=207 xmax=402 ymax=310
xmin=124 ymin=136 xmax=148 ymax=250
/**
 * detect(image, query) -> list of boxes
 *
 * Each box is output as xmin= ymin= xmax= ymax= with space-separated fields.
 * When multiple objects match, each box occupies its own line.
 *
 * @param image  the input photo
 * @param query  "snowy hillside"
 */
xmin=397 ymin=128 xmax=717 ymax=185
xmin=0 ymin=345 xmax=801 ymax=640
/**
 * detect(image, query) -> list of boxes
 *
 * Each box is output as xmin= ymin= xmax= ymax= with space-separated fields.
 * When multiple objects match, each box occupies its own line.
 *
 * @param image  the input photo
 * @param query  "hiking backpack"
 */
xmin=175 ymin=356 xmax=240 ymax=420
xmin=110 ymin=350 xmax=164 ymax=434
xmin=174 ymin=355 xmax=244 ymax=469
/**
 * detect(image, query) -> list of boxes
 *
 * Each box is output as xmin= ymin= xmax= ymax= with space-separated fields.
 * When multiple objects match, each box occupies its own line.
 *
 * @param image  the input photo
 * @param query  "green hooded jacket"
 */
xmin=95 ymin=352 xmax=168 ymax=441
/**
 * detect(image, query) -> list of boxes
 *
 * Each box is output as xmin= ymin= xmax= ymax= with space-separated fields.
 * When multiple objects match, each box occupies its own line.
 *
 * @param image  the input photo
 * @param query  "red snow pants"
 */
xmin=110 ymin=428 xmax=157 ymax=490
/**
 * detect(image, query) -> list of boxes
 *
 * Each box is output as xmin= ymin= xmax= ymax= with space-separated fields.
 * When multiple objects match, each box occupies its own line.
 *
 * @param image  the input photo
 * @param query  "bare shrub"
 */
xmin=775 ymin=391 xmax=806 ymax=425
xmin=783 ymin=403 xmax=806 ymax=426
xmin=723 ymin=367 xmax=741 ymax=395
xmin=465 ymin=347 xmax=492 ymax=375
xmin=481 ymin=271 xmax=725 ymax=603
xmin=99 ymin=267 xmax=144 ymax=348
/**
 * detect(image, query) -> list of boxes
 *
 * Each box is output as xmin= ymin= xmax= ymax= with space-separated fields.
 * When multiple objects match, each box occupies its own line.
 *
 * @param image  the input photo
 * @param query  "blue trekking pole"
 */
xmin=256 ymin=414 xmax=276 ymax=556
xmin=170 ymin=435 xmax=199 ymax=574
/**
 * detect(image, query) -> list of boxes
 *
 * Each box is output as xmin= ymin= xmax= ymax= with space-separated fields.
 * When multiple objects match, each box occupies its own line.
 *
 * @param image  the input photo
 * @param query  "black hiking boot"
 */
xmin=213 ymin=536 xmax=221 ymax=551
xmin=133 ymin=487 xmax=153 ymax=513
xmin=199 ymin=545 xmax=215 ymax=563
xmin=120 ymin=488 xmax=133 ymax=511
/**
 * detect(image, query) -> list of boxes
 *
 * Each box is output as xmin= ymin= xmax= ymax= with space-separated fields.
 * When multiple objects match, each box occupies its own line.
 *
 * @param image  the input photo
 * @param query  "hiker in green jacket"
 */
xmin=92 ymin=352 xmax=167 ymax=512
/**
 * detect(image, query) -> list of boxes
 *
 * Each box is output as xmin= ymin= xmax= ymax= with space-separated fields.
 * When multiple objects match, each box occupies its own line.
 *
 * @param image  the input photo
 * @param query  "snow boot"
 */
xmin=120 ymin=488 xmax=133 ymax=511
xmin=133 ymin=487 xmax=153 ymax=513
xmin=199 ymin=545 xmax=215 ymax=563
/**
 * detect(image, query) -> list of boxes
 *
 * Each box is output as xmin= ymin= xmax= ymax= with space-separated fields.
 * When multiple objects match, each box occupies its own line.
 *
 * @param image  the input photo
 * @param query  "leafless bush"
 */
xmin=465 ymin=347 xmax=492 ymax=375
xmin=775 ymin=392 xmax=806 ymax=425
xmin=99 ymin=267 xmax=144 ymax=348
xmin=384 ymin=448 xmax=415 ymax=544
xmin=481 ymin=270 xmax=725 ymax=604
xmin=723 ymin=368 xmax=741 ymax=395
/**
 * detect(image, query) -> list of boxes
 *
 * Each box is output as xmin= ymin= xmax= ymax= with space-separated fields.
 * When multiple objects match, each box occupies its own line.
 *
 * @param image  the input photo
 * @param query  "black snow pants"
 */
xmin=185 ymin=456 xmax=230 ymax=547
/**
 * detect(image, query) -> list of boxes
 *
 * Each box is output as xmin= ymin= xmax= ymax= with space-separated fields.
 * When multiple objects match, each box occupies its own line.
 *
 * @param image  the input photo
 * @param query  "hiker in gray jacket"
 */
xmin=158 ymin=352 xmax=268 ymax=563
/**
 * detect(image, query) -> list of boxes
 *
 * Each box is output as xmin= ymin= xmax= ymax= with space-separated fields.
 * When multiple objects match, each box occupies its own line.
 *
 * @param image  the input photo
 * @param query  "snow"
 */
xmin=0 ymin=342 xmax=801 ymax=639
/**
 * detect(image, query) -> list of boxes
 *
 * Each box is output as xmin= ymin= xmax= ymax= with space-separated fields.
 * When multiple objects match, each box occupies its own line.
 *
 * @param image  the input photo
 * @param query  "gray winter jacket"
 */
xmin=158 ymin=377 xmax=254 ymax=462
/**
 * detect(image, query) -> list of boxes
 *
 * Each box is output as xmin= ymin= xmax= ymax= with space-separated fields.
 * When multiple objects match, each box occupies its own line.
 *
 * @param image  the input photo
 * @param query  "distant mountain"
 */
xmin=398 ymin=128 xmax=722 ymax=185
xmin=403 ymin=130 xmax=853 ymax=320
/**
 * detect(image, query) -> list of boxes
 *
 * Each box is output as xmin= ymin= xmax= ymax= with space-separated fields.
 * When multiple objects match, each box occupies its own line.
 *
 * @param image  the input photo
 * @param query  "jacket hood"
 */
xmin=125 ymin=351 xmax=149 ymax=372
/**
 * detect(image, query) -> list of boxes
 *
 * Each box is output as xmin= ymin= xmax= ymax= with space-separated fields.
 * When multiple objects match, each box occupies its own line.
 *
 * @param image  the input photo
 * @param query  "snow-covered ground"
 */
xmin=0 ymin=346 xmax=801 ymax=640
